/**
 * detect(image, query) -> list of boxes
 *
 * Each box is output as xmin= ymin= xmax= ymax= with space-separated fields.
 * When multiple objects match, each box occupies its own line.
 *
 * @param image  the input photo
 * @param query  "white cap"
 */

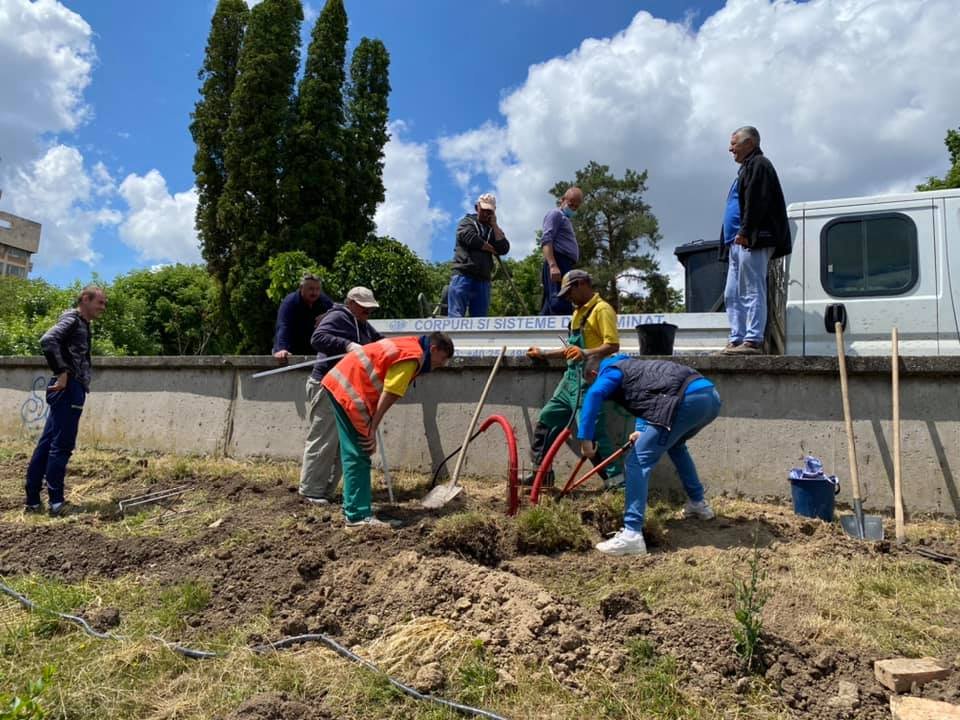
xmin=346 ymin=286 xmax=380 ymax=309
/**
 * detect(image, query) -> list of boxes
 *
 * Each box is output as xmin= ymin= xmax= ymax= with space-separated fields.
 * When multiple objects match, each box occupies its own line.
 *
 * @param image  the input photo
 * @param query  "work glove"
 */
xmin=526 ymin=347 xmax=545 ymax=360
xmin=347 ymin=342 xmax=362 ymax=352
xmin=563 ymin=345 xmax=585 ymax=362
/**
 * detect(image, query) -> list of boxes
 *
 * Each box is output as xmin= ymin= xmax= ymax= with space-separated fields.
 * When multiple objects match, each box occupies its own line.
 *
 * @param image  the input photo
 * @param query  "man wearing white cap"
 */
xmin=299 ymin=286 xmax=383 ymax=504
xmin=448 ymin=192 xmax=510 ymax=317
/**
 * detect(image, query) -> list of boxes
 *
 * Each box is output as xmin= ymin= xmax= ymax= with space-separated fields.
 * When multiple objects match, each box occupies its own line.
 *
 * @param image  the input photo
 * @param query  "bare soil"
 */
xmin=1 ymin=448 xmax=958 ymax=719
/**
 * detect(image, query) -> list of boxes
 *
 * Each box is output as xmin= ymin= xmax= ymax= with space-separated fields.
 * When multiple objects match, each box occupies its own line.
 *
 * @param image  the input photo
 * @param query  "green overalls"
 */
xmin=530 ymin=303 xmax=622 ymax=478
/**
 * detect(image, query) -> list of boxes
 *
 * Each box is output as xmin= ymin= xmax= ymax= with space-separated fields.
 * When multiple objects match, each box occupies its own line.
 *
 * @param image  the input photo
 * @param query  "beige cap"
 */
xmin=346 ymin=286 xmax=380 ymax=309
xmin=476 ymin=193 xmax=497 ymax=210
xmin=557 ymin=269 xmax=591 ymax=299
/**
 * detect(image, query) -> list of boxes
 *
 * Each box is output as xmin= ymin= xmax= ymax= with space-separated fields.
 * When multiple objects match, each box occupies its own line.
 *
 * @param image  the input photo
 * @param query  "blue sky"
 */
xmin=1 ymin=0 xmax=958 ymax=292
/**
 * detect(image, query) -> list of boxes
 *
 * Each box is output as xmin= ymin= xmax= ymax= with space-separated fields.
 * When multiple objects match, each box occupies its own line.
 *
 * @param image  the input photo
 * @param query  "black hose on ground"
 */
xmin=0 ymin=581 xmax=508 ymax=720
xmin=429 ymin=426 xmax=488 ymax=489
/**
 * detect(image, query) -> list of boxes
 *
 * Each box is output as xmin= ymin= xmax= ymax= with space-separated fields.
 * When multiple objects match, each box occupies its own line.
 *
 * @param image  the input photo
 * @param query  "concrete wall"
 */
xmin=2 ymin=355 xmax=959 ymax=518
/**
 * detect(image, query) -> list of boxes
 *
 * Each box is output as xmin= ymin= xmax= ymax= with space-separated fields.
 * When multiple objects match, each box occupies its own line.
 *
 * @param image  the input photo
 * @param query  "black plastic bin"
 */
xmin=636 ymin=323 xmax=677 ymax=355
xmin=674 ymin=238 xmax=725 ymax=313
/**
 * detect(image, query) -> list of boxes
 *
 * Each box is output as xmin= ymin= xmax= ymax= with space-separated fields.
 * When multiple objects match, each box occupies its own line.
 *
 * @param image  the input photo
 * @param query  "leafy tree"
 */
xmin=489 ymin=251 xmax=543 ymax=316
xmin=217 ymin=0 xmax=303 ymax=352
xmin=190 ymin=0 xmax=248 ymax=290
xmin=550 ymin=161 xmax=676 ymax=313
xmin=332 ymin=237 xmax=431 ymax=318
xmin=111 ymin=265 xmax=225 ymax=355
xmin=265 ymin=250 xmax=341 ymax=304
xmin=342 ymin=38 xmax=391 ymax=245
xmin=917 ymin=127 xmax=960 ymax=191
xmin=281 ymin=0 xmax=348 ymax=266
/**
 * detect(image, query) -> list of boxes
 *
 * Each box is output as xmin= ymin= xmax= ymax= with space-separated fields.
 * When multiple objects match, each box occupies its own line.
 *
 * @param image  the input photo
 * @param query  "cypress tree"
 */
xmin=217 ymin=0 xmax=303 ymax=352
xmin=342 ymin=38 xmax=391 ymax=245
xmin=281 ymin=0 xmax=348 ymax=267
xmin=190 ymin=0 xmax=248 ymax=289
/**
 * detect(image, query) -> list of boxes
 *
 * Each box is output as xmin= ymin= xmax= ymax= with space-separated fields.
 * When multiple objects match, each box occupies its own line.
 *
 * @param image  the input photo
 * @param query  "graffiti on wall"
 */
xmin=20 ymin=376 xmax=49 ymax=433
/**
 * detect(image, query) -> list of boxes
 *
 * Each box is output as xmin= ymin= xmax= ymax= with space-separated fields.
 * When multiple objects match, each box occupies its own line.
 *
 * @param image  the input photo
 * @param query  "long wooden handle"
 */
xmin=449 ymin=346 xmax=507 ymax=488
xmin=835 ymin=322 xmax=863 ymax=502
xmin=892 ymin=327 xmax=905 ymax=544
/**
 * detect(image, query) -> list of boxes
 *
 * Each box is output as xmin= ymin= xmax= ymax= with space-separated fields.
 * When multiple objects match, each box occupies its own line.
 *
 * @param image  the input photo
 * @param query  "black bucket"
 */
xmin=636 ymin=323 xmax=677 ymax=356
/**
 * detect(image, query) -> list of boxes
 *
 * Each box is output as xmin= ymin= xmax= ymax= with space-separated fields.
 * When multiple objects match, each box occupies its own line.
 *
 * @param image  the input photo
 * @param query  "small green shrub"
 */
xmin=732 ymin=540 xmax=768 ymax=673
xmin=0 ymin=666 xmax=54 ymax=720
xmin=515 ymin=499 xmax=591 ymax=554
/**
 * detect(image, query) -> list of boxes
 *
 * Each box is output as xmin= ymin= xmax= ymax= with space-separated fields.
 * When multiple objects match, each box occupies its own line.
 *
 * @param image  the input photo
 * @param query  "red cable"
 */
xmin=476 ymin=414 xmax=520 ymax=516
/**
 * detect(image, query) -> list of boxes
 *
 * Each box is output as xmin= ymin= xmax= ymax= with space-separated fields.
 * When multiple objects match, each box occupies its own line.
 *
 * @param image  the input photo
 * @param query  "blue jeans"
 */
xmin=540 ymin=253 xmax=576 ymax=316
xmin=623 ymin=388 xmax=722 ymax=532
xmin=447 ymin=274 xmax=491 ymax=317
xmin=724 ymin=243 xmax=773 ymax=344
xmin=25 ymin=378 xmax=87 ymax=505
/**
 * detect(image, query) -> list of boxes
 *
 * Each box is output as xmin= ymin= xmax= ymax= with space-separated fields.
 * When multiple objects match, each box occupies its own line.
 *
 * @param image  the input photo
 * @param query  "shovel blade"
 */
xmin=840 ymin=513 xmax=884 ymax=540
xmin=421 ymin=483 xmax=464 ymax=509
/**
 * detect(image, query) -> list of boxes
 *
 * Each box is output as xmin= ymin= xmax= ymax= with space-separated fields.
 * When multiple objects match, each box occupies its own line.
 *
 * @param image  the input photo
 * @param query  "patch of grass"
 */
xmin=515 ymin=498 xmax=591 ymax=554
xmin=430 ymin=512 xmax=505 ymax=566
xmin=587 ymin=491 xmax=624 ymax=537
xmin=153 ymin=581 xmax=211 ymax=631
xmin=6 ymin=577 xmax=93 ymax=640
xmin=625 ymin=636 xmax=656 ymax=667
xmin=456 ymin=640 xmax=498 ymax=707
xmin=0 ymin=665 xmax=54 ymax=720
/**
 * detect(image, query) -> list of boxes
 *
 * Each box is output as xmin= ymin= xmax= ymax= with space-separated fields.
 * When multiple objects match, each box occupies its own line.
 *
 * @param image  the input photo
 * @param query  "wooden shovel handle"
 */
xmin=892 ymin=327 xmax=905 ymax=544
xmin=835 ymin=322 xmax=863 ymax=502
xmin=449 ymin=346 xmax=507 ymax=488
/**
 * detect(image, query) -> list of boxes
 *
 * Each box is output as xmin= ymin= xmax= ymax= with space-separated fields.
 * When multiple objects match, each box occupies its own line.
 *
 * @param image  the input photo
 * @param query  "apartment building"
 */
xmin=0 ymin=210 xmax=41 ymax=278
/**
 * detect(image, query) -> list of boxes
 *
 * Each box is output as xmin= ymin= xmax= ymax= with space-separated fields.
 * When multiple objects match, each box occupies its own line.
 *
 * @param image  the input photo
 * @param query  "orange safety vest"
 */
xmin=321 ymin=336 xmax=424 ymax=435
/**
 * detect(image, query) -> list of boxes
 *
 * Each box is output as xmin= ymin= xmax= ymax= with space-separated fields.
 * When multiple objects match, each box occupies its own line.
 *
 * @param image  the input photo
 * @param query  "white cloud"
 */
xmin=374 ymin=122 xmax=450 ymax=258
xmin=4 ymin=145 xmax=121 ymax=266
xmin=117 ymin=170 xmax=201 ymax=264
xmin=0 ymin=0 xmax=94 ymax=167
xmin=438 ymin=0 xmax=960 ymax=292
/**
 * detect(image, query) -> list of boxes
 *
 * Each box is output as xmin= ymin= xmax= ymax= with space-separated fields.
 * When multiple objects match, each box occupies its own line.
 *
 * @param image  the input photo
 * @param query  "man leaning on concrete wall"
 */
xmin=299 ymin=287 xmax=384 ymax=505
xmin=24 ymin=285 xmax=107 ymax=517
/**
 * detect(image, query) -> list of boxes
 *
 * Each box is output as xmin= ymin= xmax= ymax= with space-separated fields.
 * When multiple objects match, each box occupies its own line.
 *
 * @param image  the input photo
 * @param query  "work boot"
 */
xmin=48 ymin=502 xmax=78 ymax=518
xmin=23 ymin=503 xmax=43 ymax=515
xmin=520 ymin=469 xmax=554 ymax=488
xmin=682 ymin=499 xmax=716 ymax=520
xmin=596 ymin=529 xmax=647 ymax=556
xmin=602 ymin=472 xmax=625 ymax=491
xmin=725 ymin=341 xmax=761 ymax=355
xmin=716 ymin=341 xmax=742 ymax=356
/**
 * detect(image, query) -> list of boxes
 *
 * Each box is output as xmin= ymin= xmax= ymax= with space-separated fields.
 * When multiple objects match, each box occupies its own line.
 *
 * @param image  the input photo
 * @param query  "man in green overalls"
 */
xmin=524 ymin=270 xmax=623 ymax=487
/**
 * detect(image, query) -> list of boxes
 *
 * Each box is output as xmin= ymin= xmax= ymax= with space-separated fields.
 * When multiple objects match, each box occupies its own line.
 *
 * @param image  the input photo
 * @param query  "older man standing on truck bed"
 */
xmin=540 ymin=187 xmax=583 ymax=316
xmin=448 ymin=193 xmax=510 ymax=317
xmin=720 ymin=126 xmax=790 ymax=354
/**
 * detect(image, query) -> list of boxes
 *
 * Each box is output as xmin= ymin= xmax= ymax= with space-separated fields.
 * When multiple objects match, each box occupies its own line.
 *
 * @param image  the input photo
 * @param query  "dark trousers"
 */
xmin=25 ymin=379 xmax=86 ymax=505
xmin=540 ymin=253 xmax=577 ymax=316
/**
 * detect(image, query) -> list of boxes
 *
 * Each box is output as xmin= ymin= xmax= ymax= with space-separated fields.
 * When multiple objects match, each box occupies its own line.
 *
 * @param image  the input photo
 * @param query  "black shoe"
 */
xmin=520 ymin=469 xmax=555 ymax=488
xmin=24 ymin=503 xmax=43 ymax=514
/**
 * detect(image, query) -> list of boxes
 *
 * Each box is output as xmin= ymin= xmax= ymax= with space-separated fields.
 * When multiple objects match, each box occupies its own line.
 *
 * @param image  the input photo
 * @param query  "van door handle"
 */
xmin=825 ymin=304 xmax=847 ymax=333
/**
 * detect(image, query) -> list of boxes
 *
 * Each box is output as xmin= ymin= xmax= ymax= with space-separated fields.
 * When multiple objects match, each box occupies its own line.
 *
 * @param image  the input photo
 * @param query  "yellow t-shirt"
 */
xmin=383 ymin=359 xmax=419 ymax=397
xmin=570 ymin=293 xmax=619 ymax=349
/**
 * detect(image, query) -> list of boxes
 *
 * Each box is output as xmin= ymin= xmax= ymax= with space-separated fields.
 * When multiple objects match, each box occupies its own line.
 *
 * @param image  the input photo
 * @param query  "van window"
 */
xmin=821 ymin=213 xmax=918 ymax=296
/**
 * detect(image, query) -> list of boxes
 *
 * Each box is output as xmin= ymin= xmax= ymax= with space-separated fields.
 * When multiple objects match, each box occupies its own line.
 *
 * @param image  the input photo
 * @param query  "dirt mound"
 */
xmin=426 ymin=513 xmax=506 ymax=566
xmin=218 ymin=692 xmax=331 ymax=720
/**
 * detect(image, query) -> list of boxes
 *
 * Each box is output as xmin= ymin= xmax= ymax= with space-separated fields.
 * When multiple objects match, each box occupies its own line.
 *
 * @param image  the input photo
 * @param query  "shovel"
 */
xmin=422 ymin=345 xmax=507 ymax=509
xmin=892 ymin=327 xmax=905 ymax=545
xmin=835 ymin=322 xmax=884 ymax=540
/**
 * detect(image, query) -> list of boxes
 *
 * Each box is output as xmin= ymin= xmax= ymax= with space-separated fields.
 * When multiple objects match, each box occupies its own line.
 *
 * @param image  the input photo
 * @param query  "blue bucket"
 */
xmin=789 ymin=475 xmax=839 ymax=522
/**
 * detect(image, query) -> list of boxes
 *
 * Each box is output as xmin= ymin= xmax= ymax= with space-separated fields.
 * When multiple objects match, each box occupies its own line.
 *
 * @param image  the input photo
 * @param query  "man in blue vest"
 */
xmin=578 ymin=354 xmax=721 ymax=556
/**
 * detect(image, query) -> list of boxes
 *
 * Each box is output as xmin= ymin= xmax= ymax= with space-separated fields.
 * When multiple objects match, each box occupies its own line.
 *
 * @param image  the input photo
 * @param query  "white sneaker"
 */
xmin=682 ymin=499 xmax=716 ymax=520
xmin=596 ymin=530 xmax=647 ymax=556
xmin=300 ymin=495 xmax=330 ymax=506
xmin=344 ymin=515 xmax=393 ymax=529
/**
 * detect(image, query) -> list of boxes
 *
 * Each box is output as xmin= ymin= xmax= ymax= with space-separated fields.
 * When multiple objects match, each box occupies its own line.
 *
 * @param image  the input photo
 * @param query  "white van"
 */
xmin=785 ymin=188 xmax=960 ymax=356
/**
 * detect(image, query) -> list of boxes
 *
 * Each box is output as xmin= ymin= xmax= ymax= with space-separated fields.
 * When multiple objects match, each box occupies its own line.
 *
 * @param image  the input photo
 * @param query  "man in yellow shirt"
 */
xmin=525 ymin=270 xmax=622 ymax=487
xmin=322 ymin=332 xmax=454 ymax=527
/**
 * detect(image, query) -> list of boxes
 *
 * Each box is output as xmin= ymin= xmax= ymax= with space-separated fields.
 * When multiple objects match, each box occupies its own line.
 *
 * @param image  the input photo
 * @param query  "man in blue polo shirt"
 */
xmin=578 ymin=354 xmax=721 ymax=556
xmin=540 ymin=186 xmax=583 ymax=315
xmin=272 ymin=273 xmax=333 ymax=362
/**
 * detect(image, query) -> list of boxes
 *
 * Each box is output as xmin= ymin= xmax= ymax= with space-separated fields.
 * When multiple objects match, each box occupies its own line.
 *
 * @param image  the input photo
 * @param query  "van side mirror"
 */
xmin=825 ymin=304 xmax=847 ymax=334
